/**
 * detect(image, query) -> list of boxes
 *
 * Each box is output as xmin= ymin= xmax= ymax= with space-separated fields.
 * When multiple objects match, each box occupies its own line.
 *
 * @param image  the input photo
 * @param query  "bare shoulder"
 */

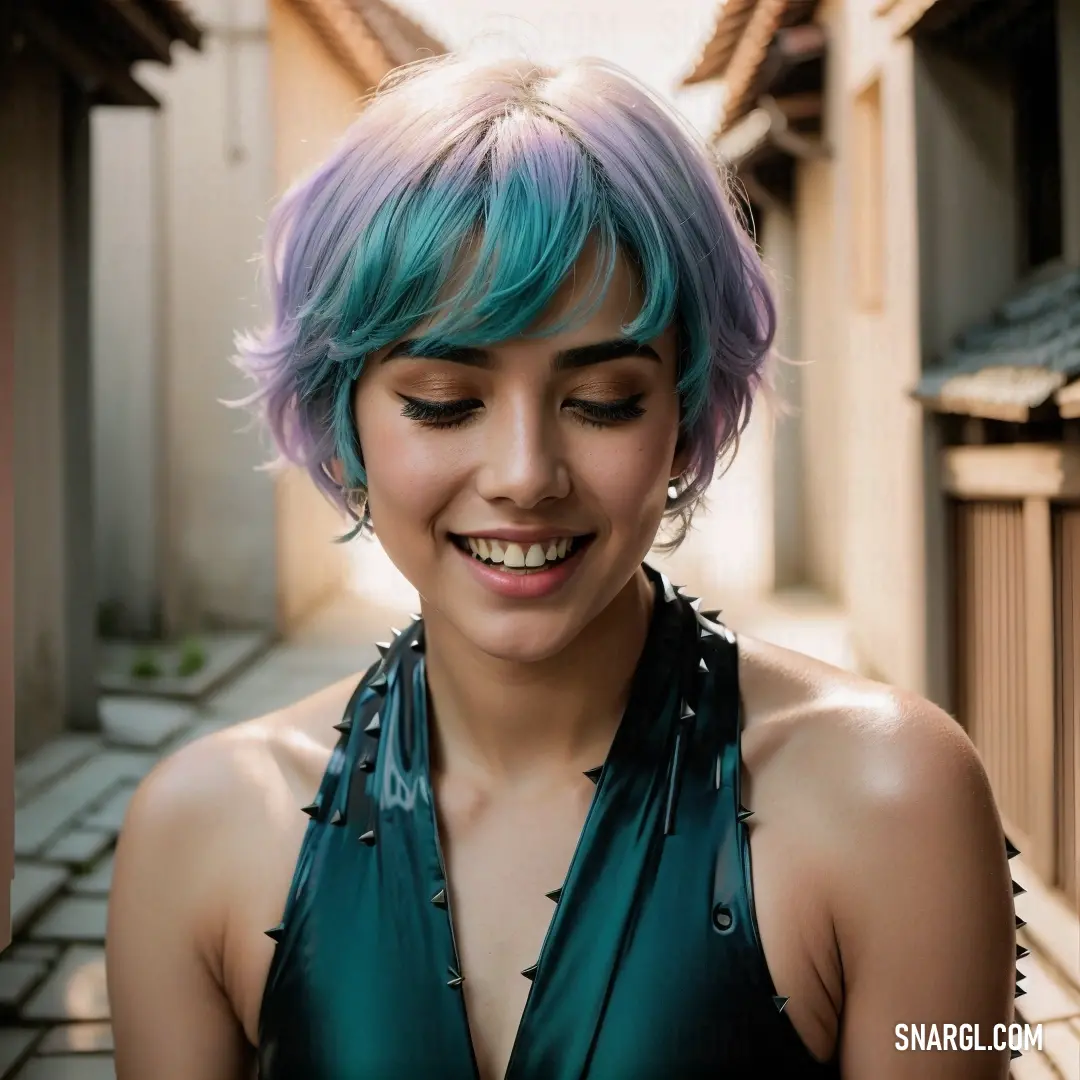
xmin=736 ymin=633 xmax=989 ymax=824
xmin=114 ymin=674 xmax=361 ymax=948
xmin=736 ymin=633 xmax=1012 ymax=963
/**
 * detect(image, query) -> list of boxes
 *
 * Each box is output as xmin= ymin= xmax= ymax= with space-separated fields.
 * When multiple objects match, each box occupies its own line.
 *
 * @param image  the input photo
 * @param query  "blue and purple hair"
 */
xmin=234 ymin=54 xmax=776 ymax=548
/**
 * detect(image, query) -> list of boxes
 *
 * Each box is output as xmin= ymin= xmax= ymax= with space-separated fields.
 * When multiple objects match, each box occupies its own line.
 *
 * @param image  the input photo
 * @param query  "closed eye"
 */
xmin=397 ymin=393 xmax=647 ymax=430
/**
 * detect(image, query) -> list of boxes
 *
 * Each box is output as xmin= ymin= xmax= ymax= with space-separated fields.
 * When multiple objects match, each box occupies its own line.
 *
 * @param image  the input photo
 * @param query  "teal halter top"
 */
xmin=258 ymin=565 xmax=841 ymax=1078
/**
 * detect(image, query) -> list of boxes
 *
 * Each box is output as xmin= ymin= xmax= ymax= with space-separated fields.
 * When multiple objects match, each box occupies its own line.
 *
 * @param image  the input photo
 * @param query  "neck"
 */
xmin=422 ymin=567 xmax=656 ymax=785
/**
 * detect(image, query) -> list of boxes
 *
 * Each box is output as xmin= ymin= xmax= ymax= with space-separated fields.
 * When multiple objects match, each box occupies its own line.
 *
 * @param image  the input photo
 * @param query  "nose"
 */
xmin=473 ymin=395 xmax=571 ymax=509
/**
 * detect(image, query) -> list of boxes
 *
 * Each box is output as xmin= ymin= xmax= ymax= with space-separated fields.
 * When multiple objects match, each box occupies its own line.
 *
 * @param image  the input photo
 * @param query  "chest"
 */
xmin=435 ymin=776 xmax=596 ymax=1080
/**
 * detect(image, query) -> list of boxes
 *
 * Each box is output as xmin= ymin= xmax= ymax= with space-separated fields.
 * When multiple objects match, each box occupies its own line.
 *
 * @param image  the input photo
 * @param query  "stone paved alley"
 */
xmin=0 ymin=587 xmax=1077 ymax=1079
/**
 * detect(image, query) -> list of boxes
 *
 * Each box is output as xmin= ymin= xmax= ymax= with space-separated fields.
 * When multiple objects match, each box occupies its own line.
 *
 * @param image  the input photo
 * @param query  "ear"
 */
xmin=670 ymin=439 xmax=691 ymax=483
xmin=325 ymin=457 xmax=345 ymax=486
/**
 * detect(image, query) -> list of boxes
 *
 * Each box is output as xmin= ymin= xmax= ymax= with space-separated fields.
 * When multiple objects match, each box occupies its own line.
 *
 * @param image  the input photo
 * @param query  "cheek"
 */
xmin=354 ymin=395 xmax=464 ymax=530
xmin=575 ymin=414 xmax=678 ymax=530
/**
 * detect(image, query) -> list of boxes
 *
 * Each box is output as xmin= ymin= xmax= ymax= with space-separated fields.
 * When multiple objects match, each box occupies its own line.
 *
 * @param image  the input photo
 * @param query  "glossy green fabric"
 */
xmin=259 ymin=565 xmax=840 ymax=1078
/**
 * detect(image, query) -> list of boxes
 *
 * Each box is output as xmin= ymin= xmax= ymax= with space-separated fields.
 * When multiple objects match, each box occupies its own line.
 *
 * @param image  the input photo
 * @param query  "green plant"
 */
xmin=130 ymin=649 xmax=162 ymax=679
xmin=176 ymin=636 xmax=207 ymax=678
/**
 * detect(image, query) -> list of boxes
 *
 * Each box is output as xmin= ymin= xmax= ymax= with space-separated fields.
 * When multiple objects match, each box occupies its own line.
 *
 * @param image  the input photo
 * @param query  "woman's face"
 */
xmin=350 ymin=247 xmax=685 ymax=663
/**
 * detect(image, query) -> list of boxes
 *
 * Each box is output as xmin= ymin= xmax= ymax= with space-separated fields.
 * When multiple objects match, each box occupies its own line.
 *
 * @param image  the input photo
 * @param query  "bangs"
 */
xmin=313 ymin=108 xmax=677 ymax=370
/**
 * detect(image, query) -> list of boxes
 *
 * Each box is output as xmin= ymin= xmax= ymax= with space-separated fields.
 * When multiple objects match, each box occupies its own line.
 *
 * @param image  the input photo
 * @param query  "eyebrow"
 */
xmin=381 ymin=336 xmax=661 ymax=370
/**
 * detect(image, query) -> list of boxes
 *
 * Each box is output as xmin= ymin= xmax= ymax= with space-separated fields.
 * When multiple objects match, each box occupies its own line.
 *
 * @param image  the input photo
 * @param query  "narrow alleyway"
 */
xmin=0 ymin=574 xmax=1076 ymax=1078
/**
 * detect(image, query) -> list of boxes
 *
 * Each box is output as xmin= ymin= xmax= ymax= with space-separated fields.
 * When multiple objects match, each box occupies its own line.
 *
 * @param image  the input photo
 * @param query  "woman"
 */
xmin=107 ymin=55 xmax=1019 ymax=1079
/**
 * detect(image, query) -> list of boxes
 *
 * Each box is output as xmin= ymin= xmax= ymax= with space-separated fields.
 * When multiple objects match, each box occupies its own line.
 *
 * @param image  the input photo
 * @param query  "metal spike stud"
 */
xmin=369 ymin=671 xmax=388 ymax=693
xmin=1012 ymin=880 xmax=1026 ymax=897
xmin=265 ymin=923 xmax=285 ymax=943
xmin=773 ymin=995 xmax=789 ymax=1014
xmin=680 ymin=701 xmax=695 ymax=721
xmin=357 ymin=754 xmax=375 ymax=772
xmin=410 ymin=636 xmax=424 ymax=651
xmin=330 ymin=809 xmax=345 ymax=826
xmin=390 ymin=627 xmax=402 ymax=639
xmin=1016 ymin=969 xmax=1027 ymax=982
xmin=583 ymin=765 xmax=603 ymax=784
xmin=521 ymin=963 xmax=538 ymax=981
xmin=359 ymin=829 xmax=376 ymax=846
xmin=365 ymin=713 xmax=381 ymax=736
xmin=447 ymin=966 xmax=464 ymax=989
xmin=1006 ymin=838 xmax=1020 ymax=859
xmin=1016 ymin=945 xmax=1029 ymax=960
xmin=431 ymin=888 xmax=447 ymax=908
xmin=664 ymin=727 xmax=685 ymax=836
xmin=1016 ymin=915 xmax=1027 ymax=929
xmin=700 ymin=609 xmax=722 ymax=622
xmin=689 ymin=597 xmax=703 ymax=612
xmin=333 ymin=717 xmax=352 ymax=735
xmin=737 ymin=806 xmax=754 ymax=823
xmin=1011 ymin=1050 xmax=1022 ymax=1059
xmin=545 ymin=887 xmax=563 ymax=903
xmin=410 ymin=613 xmax=421 ymax=622
xmin=300 ymin=802 xmax=320 ymax=818
xmin=1015 ymin=985 xmax=1026 ymax=997
xmin=698 ymin=658 xmax=709 ymax=673
xmin=375 ymin=641 xmax=390 ymax=657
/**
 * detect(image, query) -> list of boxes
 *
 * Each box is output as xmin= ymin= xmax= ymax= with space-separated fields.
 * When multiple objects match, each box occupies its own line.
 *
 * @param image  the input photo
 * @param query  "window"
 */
xmin=1015 ymin=9 xmax=1062 ymax=271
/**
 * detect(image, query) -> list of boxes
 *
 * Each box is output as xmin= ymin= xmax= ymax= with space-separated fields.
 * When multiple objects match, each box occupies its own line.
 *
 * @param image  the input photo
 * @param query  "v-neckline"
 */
xmin=414 ymin=565 xmax=683 ymax=1080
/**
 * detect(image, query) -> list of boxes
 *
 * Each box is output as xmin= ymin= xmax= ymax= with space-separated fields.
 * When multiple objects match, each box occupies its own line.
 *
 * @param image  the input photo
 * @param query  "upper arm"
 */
xmin=830 ymin=699 xmax=1015 ymax=1079
xmin=107 ymin=740 xmax=254 ymax=1080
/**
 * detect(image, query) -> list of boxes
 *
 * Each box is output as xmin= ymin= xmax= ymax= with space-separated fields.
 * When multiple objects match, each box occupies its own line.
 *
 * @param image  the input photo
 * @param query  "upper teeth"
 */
xmin=465 ymin=537 xmax=573 ymax=566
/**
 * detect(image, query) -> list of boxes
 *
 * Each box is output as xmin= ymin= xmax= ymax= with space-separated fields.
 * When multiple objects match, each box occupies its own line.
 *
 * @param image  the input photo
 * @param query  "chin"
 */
xmin=457 ymin=611 xmax=584 ymax=665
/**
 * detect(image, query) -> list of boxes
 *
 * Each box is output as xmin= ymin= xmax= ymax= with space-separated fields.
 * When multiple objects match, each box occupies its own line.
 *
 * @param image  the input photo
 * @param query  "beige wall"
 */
xmin=765 ymin=208 xmax=805 ymax=590
xmin=5 ymin=49 xmax=68 ymax=755
xmin=796 ymin=155 xmax=846 ymax=600
xmin=268 ymin=0 xmax=370 ymax=630
xmin=122 ymin=1 xmax=282 ymax=637
xmin=794 ymin=0 xmax=929 ymax=693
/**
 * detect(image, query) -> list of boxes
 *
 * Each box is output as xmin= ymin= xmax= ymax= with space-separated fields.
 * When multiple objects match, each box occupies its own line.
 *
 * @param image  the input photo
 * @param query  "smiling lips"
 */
xmin=453 ymin=534 xmax=589 ymax=574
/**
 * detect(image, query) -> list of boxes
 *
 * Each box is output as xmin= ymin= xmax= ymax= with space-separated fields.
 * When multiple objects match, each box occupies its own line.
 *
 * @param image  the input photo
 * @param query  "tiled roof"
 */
xmin=288 ymin=0 xmax=447 ymax=90
xmin=682 ymin=0 xmax=822 ymax=135
xmin=350 ymin=0 xmax=445 ymax=68
xmin=139 ymin=0 xmax=203 ymax=49
xmin=14 ymin=0 xmax=204 ymax=107
xmin=915 ymin=264 xmax=1080 ymax=419
xmin=683 ymin=0 xmax=760 ymax=86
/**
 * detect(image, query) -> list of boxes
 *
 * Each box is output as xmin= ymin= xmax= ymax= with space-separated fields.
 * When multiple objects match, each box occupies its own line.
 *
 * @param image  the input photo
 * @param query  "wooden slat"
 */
xmin=1023 ymin=497 xmax=1057 ymax=883
xmin=943 ymin=444 xmax=1080 ymax=500
xmin=1054 ymin=507 xmax=1079 ymax=903
xmin=952 ymin=501 xmax=1038 ymax=865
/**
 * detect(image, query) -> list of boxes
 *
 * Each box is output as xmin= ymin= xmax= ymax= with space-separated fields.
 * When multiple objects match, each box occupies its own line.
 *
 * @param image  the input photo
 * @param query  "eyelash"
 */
xmin=398 ymin=394 xmax=647 ymax=431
